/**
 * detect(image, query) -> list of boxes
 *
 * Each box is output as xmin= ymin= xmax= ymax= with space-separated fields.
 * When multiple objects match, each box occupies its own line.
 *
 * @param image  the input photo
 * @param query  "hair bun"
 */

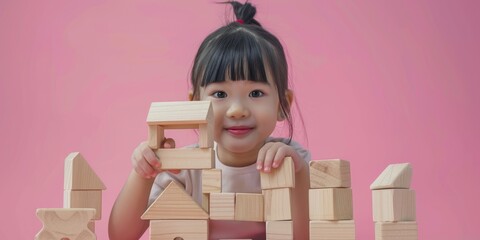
xmin=228 ymin=1 xmax=261 ymax=26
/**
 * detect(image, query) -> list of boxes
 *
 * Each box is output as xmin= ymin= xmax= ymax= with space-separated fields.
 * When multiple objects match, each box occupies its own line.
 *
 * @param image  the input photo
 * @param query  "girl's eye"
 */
xmin=212 ymin=91 xmax=227 ymax=98
xmin=249 ymin=90 xmax=264 ymax=98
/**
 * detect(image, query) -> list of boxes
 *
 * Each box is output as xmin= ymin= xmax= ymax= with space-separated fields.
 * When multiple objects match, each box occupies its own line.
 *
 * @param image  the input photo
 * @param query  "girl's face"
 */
xmin=199 ymin=78 xmax=282 ymax=156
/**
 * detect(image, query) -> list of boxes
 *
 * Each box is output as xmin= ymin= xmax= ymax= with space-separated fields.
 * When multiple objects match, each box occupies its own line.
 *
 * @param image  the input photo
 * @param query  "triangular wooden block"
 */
xmin=370 ymin=163 xmax=412 ymax=190
xmin=141 ymin=180 xmax=208 ymax=220
xmin=64 ymin=152 xmax=106 ymax=190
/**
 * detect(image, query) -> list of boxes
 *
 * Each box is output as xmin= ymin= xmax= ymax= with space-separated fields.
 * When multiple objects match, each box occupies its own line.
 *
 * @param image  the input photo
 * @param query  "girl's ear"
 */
xmin=277 ymin=89 xmax=294 ymax=121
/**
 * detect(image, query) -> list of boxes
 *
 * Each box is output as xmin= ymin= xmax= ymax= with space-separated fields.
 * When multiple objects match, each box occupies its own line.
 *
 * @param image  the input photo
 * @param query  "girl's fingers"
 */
xmin=142 ymin=148 xmax=160 ymax=169
xmin=272 ymin=146 xmax=288 ymax=169
xmin=256 ymin=144 xmax=269 ymax=170
xmin=262 ymin=145 xmax=279 ymax=172
xmin=137 ymin=158 xmax=156 ymax=178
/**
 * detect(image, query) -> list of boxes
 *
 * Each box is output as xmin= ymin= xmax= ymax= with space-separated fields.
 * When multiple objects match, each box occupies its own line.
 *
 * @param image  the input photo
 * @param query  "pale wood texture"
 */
xmin=375 ymin=222 xmax=418 ymax=240
xmin=260 ymin=157 xmax=295 ymax=190
xmin=146 ymin=101 xmax=212 ymax=125
xmin=199 ymin=123 xmax=214 ymax=148
xmin=202 ymin=169 xmax=222 ymax=193
xmin=35 ymin=208 xmax=96 ymax=240
xmin=150 ymin=220 xmax=208 ymax=240
xmin=202 ymin=193 xmax=210 ymax=212
xmin=148 ymin=125 xmax=164 ymax=149
xmin=310 ymin=159 xmax=351 ymax=188
xmin=309 ymin=220 xmax=355 ymax=240
xmin=266 ymin=221 xmax=293 ymax=240
xmin=153 ymin=148 xmax=214 ymax=169
xmin=64 ymin=152 xmax=106 ymax=190
xmin=209 ymin=192 xmax=235 ymax=220
xmin=372 ymin=189 xmax=416 ymax=222
xmin=264 ymin=188 xmax=292 ymax=221
xmin=370 ymin=163 xmax=412 ymax=190
xmin=64 ymin=190 xmax=102 ymax=220
xmin=235 ymin=193 xmax=264 ymax=222
xmin=309 ymin=188 xmax=353 ymax=220
xmin=141 ymin=180 xmax=208 ymax=220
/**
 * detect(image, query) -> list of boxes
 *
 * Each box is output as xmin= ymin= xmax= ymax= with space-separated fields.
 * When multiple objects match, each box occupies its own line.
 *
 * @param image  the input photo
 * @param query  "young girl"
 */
xmin=109 ymin=2 xmax=310 ymax=239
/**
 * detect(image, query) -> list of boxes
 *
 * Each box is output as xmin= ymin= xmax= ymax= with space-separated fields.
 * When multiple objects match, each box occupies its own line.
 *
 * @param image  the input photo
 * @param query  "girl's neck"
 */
xmin=216 ymin=144 xmax=262 ymax=167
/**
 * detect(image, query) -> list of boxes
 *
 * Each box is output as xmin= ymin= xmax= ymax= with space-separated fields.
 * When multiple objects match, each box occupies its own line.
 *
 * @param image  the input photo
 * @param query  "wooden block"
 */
xmin=370 ymin=163 xmax=412 ymax=190
xmin=264 ymin=188 xmax=292 ymax=221
xmin=64 ymin=152 xmax=106 ymax=190
xmin=199 ymin=123 xmax=214 ymax=148
xmin=64 ymin=190 xmax=102 ymax=220
xmin=309 ymin=188 xmax=353 ymax=220
xmin=310 ymin=159 xmax=351 ymax=188
xmin=266 ymin=221 xmax=293 ymax=240
xmin=260 ymin=157 xmax=295 ymax=190
xmin=148 ymin=125 xmax=164 ymax=149
xmin=202 ymin=193 xmax=209 ymax=212
xmin=235 ymin=193 xmax=264 ymax=222
xmin=153 ymin=148 xmax=214 ymax=169
xmin=141 ymin=181 xmax=208 ymax=220
xmin=150 ymin=220 xmax=208 ymax=240
xmin=309 ymin=220 xmax=355 ymax=240
xmin=35 ymin=208 xmax=96 ymax=240
xmin=147 ymin=101 xmax=212 ymax=125
xmin=202 ymin=169 xmax=222 ymax=193
xmin=372 ymin=189 xmax=416 ymax=222
xmin=375 ymin=222 xmax=418 ymax=240
xmin=209 ymin=192 xmax=235 ymax=220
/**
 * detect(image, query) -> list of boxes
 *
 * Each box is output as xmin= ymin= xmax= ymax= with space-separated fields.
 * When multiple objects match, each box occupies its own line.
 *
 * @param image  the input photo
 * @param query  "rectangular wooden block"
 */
xmin=35 ymin=208 xmax=96 ymax=240
xmin=266 ymin=221 xmax=293 ymax=240
xmin=372 ymin=189 xmax=416 ymax=222
xmin=310 ymin=220 xmax=355 ymax=240
xmin=235 ymin=193 xmax=264 ymax=222
xmin=202 ymin=193 xmax=209 ymax=212
xmin=375 ymin=222 xmax=418 ymax=240
xmin=310 ymin=159 xmax=351 ymax=188
xmin=153 ymin=148 xmax=214 ymax=169
xmin=150 ymin=220 xmax=208 ymax=240
xmin=64 ymin=190 xmax=102 ymax=220
xmin=264 ymin=188 xmax=292 ymax=221
xmin=202 ymin=169 xmax=222 ymax=193
xmin=148 ymin=125 xmax=164 ymax=149
xmin=309 ymin=188 xmax=353 ymax=220
xmin=210 ymin=192 xmax=235 ymax=220
xmin=147 ymin=101 xmax=212 ymax=125
xmin=261 ymin=157 xmax=295 ymax=190
xmin=199 ymin=123 xmax=214 ymax=148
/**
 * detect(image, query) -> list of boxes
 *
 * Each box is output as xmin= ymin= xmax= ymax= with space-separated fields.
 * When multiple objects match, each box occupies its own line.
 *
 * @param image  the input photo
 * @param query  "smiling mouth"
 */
xmin=225 ymin=126 xmax=254 ymax=136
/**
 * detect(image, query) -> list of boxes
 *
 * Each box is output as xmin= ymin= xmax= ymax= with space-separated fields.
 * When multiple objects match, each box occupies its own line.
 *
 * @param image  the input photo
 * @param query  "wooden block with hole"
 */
xmin=260 ymin=157 xmax=295 ymax=190
xmin=64 ymin=190 xmax=102 ymax=220
xmin=309 ymin=220 xmax=355 ymax=240
xmin=150 ymin=220 xmax=208 ymax=240
xmin=147 ymin=101 xmax=214 ymax=149
xmin=64 ymin=152 xmax=106 ymax=190
xmin=153 ymin=148 xmax=214 ymax=169
xmin=141 ymin=180 xmax=208 ymax=220
xmin=372 ymin=189 xmax=416 ymax=222
xmin=310 ymin=159 xmax=351 ymax=188
xmin=370 ymin=163 xmax=412 ymax=190
xmin=266 ymin=221 xmax=293 ymax=240
xmin=35 ymin=208 xmax=96 ymax=240
xmin=209 ymin=192 xmax=235 ymax=220
xmin=202 ymin=169 xmax=222 ymax=193
xmin=235 ymin=193 xmax=264 ymax=222
xmin=264 ymin=188 xmax=292 ymax=221
xmin=309 ymin=188 xmax=353 ymax=220
xmin=375 ymin=222 xmax=418 ymax=240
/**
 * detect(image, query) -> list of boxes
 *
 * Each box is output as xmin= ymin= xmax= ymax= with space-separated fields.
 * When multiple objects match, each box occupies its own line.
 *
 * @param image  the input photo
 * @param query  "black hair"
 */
xmin=190 ymin=1 xmax=293 ymax=142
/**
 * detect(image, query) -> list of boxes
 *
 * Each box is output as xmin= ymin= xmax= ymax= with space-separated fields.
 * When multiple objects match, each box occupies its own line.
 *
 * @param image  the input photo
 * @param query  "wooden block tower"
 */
xmin=370 ymin=163 xmax=418 ymax=240
xmin=308 ymin=159 xmax=355 ymax=240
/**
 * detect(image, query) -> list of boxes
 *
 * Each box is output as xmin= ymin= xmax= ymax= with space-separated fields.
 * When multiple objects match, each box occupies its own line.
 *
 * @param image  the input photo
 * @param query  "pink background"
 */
xmin=1 ymin=1 xmax=479 ymax=239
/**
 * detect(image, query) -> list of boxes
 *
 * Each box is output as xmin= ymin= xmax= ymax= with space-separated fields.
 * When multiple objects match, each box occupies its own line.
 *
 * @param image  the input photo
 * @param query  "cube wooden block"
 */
xmin=264 ymin=188 xmax=292 ymax=221
xmin=64 ymin=152 xmax=106 ymax=190
xmin=153 ymin=148 xmax=214 ymax=169
xmin=370 ymin=163 xmax=412 ymax=190
xmin=260 ymin=157 xmax=295 ymax=190
xmin=202 ymin=169 xmax=222 ymax=193
xmin=375 ymin=222 xmax=418 ymax=240
xmin=309 ymin=188 xmax=353 ymax=220
xmin=64 ymin=190 xmax=102 ymax=220
xmin=35 ymin=208 xmax=96 ymax=240
xmin=266 ymin=221 xmax=293 ymax=240
xmin=310 ymin=159 xmax=351 ymax=188
xmin=150 ymin=220 xmax=208 ymax=240
xmin=210 ymin=192 xmax=235 ymax=220
xmin=372 ymin=189 xmax=416 ymax=222
xmin=235 ymin=193 xmax=264 ymax=222
xmin=309 ymin=220 xmax=355 ymax=240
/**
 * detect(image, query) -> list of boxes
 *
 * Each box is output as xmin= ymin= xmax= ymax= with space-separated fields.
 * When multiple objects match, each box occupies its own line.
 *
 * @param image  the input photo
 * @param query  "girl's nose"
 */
xmin=226 ymin=101 xmax=250 ymax=119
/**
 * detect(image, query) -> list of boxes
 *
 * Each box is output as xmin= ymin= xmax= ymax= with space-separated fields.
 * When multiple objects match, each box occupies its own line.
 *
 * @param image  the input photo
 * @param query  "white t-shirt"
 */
xmin=148 ymin=137 xmax=311 ymax=240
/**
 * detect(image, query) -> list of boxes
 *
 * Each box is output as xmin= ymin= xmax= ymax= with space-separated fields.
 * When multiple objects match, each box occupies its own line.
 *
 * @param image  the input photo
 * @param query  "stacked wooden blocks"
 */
xmin=370 ymin=163 xmax=418 ymax=240
xmin=309 ymin=159 xmax=355 ymax=240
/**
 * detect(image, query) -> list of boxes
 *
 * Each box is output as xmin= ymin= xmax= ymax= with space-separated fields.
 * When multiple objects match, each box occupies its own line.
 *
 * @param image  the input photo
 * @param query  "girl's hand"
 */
xmin=256 ymin=142 xmax=302 ymax=173
xmin=131 ymin=138 xmax=178 ymax=179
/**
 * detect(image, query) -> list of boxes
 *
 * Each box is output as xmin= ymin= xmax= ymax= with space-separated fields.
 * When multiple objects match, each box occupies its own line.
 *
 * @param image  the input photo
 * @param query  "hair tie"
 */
xmin=236 ymin=19 xmax=244 ymax=24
